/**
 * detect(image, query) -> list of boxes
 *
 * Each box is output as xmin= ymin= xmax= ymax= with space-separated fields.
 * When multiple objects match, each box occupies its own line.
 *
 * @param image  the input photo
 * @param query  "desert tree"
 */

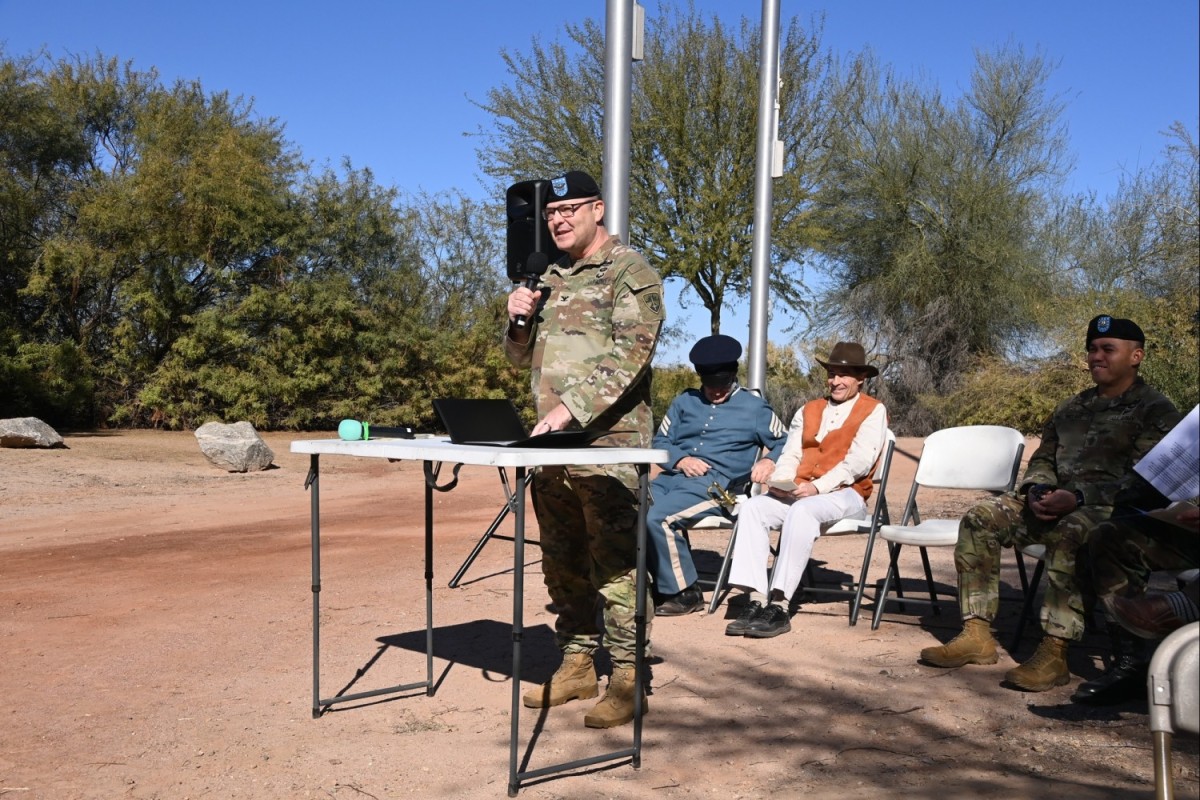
xmin=1052 ymin=122 xmax=1199 ymax=410
xmin=474 ymin=3 xmax=850 ymax=335
xmin=813 ymin=44 xmax=1072 ymax=432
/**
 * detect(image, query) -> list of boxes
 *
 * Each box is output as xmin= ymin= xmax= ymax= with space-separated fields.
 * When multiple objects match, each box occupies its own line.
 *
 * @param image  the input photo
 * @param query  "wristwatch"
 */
xmin=1073 ymin=489 xmax=1085 ymax=508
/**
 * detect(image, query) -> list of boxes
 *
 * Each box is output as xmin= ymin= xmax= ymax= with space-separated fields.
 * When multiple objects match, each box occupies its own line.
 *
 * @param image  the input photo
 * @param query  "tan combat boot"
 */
xmin=919 ymin=617 xmax=1000 ymax=667
xmin=583 ymin=666 xmax=645 ymax=729
xmin=522 ymin=653 xmax=598 ymax=708
xmin=1005 ymin=635 xmax=1070 ymax=691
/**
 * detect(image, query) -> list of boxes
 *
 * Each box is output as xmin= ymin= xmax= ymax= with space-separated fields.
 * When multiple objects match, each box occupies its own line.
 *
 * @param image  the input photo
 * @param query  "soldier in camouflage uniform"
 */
xmin=1069 ymin=437 xmax=1199 ymax=704
xmin=504 ymin=170 xmax=665 ymax=729
xmin=920 ymin=315 xmax=1180 ymax=694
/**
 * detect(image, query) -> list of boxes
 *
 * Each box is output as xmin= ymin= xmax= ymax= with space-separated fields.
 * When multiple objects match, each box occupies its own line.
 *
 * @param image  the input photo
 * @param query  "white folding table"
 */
xmin=289 ymin=435 xmax=668 ymax=796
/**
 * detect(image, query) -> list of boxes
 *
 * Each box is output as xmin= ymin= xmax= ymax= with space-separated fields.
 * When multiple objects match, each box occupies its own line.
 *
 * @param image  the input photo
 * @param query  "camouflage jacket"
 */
xmin=1020 ymin=377 xmax=1181 ymax=508
xmin=504 ymin=235 xmax=665 ymax=448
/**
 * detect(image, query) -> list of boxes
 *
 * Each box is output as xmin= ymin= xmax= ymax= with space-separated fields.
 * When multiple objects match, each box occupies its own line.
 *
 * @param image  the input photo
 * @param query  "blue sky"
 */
xmin=3 ymin=0 xmax=1197 ymax=364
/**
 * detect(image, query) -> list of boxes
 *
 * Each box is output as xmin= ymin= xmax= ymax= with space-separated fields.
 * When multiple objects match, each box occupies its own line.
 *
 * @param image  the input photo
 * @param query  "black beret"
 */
xmin=689 ymin=334 xmax=742 ymax=374
xmin=1087 ymin=315 xmax=1144 ymax=346
xmin=547 ymin=170 xmax=601 ymax=203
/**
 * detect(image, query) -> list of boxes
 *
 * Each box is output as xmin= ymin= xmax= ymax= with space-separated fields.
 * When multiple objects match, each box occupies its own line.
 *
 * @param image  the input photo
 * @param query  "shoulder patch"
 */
xmin=640 ymin=290 xmax=663 ymax=316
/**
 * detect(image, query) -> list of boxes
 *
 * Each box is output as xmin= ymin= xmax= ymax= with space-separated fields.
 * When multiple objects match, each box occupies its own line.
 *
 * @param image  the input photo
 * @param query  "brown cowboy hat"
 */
xmin=816 ymin=342 xmax=879 ymax=379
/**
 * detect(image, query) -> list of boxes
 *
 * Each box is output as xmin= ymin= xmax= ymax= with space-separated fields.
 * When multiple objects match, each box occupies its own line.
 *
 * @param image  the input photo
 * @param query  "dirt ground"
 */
xmin=1 ymin=430 xmax=1196 ymax=800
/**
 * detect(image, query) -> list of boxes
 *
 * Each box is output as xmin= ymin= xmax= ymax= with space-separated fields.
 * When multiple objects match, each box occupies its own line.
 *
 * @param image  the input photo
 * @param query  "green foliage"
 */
xmin=761 ymin=341 xmax=821 ymax=423
xmin=1 ymin=40 xmax=1192 ymax=436
xmin=0 ymin=49 xmax=524 ymax=430
xmin=924 ymin=356 xmax=1091 ymax=434
xmin=650 ymin=363 xmax=697 ymax=427
xmin=1138 ymin=300 xmax=1199 ymax=412
xmin=1042 ymin=123 xmax=1199 ymax=414
xmin=475 ymin=4 xmax=839 ymax=334
xmin=814 ymin=44 xmax=1071 ymax=433
xmin=0 ymin=339 xmax=95 ymax=427
xmin=650 ymin=341 xmax=817 ymax=430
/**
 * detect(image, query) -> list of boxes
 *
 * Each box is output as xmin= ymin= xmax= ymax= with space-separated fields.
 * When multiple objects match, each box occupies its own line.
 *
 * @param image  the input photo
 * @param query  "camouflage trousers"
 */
xmin=1086 ymin=513 xmax=1199 ymax=601
xmin=531 ymin=463 xmax=652 ymax=668
xmin=955 ymin=492 xmax=1109 ymax=641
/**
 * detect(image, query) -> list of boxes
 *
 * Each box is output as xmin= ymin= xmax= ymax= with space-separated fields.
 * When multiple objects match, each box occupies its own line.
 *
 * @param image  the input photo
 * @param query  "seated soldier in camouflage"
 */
xmin=919 ymin=315 xmax=1181 ymax=692
xmin=1075 ymin=468 xmax=1199 ymax=704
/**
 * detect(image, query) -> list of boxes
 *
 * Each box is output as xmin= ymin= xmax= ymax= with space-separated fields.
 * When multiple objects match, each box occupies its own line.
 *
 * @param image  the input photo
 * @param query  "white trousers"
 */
xmin=728 ymin=487 xmax=866 ymax=600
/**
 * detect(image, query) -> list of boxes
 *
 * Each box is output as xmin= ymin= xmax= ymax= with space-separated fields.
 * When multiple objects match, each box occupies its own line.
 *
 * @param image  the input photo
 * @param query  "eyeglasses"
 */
xmin=542 ymin=199 xmax=598 ymax=221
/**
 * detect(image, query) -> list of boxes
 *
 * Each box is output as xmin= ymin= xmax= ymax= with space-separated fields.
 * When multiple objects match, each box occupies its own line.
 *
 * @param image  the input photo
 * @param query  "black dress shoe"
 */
xmin=655 ymin=584 xmax=704 ymax=616
xmin=1071 ymin=654 xmax=1149 ymax=706
xmin=744 ymin=603 xmax=791 ymax=638
xmin=725 ymin=600 xmax=764 ymax=636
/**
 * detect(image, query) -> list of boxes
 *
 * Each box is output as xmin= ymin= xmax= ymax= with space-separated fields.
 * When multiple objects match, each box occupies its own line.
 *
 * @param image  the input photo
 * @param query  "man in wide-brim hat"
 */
xmin=816 ymin=341 xmax=879 ymax=378
xmin=722 ymin=341 xmax=888 ymax=639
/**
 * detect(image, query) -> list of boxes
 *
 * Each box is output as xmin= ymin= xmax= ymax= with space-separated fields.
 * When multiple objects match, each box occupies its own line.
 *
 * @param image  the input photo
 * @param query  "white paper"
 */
xmin=1147 ymin=501 xmax=1200 ymax=530
xmin=1134 ymin=404 xmax=1200 ymax=502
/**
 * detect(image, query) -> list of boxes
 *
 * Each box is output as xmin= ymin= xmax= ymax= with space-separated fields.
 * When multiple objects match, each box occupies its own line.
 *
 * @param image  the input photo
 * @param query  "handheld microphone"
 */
xmin=337 ymin=419 xmax=414 ymax=441
xmin=514 ymin=251 xmax=550 ymax=329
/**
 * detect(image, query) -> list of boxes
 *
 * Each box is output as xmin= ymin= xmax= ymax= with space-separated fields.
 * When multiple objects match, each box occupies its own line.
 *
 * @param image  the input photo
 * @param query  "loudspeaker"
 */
xmin=505 ymin=179 xmax=565 ymax=282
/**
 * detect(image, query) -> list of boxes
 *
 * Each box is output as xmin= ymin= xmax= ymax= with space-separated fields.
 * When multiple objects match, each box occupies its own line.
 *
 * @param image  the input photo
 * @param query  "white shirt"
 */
xmin=770 ymin=393 xmax=888 ymax=494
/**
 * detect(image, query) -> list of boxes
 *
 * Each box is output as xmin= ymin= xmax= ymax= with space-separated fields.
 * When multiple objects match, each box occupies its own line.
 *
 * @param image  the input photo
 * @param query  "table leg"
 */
xmin=424 ymin=460 xmax=435 ymax=694
xmin=307 ymin=455 xmax=436 ymax=716
xmin=632 ymin=463 xmax=647 ymax=766
xmin=307 ymin=455 xmax=322 ymax=719
xmin=506 ymin=464 xmax=650 ymax=794
xmin=508 ymin=466 xmax=527 ymax=796
xmin=448 ymin=468 xmax=515 ymax=588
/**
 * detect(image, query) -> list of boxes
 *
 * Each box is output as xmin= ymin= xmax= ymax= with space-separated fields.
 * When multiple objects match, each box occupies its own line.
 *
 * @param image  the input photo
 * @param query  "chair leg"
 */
xmin=888 ymin=541 xmax=908 ymax=607
xmin=871 ymin=542 xmax=904 ymax=629
xmin=918 ymin=546 xmax=941 ymax=616
xmin=798 ymin=560 xmax=814 ymax=597
xmin=706 ymin=526 xmax=737 ymax=614
xmin=1153 ymin=730 xmax=1174 ymax=800
xmin=1015 ymin=549 xmax=1030 ymax=595
xmin=1009 ymin=557 xmax=1045 ymax=653
xmin=850 ymin=528 xmax=882 ymax=626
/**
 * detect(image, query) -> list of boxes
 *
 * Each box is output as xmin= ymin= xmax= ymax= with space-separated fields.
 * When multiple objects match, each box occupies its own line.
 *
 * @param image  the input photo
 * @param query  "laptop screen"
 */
xmin=433 ymin=398 xmax=529 ymax=444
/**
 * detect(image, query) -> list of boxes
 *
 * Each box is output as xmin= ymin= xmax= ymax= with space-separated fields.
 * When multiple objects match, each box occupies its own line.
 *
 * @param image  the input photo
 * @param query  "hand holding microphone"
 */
xmin=338 ymin=419 xmax=414 ymax=441
xmin=512 ymin=252 xmax=550 ymax=329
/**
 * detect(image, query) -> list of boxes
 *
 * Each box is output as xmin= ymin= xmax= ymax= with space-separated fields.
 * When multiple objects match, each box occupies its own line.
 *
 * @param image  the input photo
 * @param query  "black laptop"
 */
xmin=432 ymin=398 xmax=622 ymax=448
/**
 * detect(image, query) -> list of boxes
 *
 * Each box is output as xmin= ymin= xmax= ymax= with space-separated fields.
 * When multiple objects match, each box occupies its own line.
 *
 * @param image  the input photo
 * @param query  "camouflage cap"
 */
xmin=1087 ymin=315 xmax=1144 ymax=346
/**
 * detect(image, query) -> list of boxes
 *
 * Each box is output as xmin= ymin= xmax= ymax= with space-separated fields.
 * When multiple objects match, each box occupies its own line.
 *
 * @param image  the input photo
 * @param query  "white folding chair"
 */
xmin=869 ymin=425 xmax=1025 ymax=630
xmin=1149 ymin=621 xmax=1200 ymax=800
xmin=705 ymin=429 xmax=898 ymax=625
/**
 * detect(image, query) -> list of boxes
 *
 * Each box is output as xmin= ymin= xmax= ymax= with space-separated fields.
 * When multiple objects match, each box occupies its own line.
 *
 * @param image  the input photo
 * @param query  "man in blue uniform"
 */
xmin=648 ymin=335 xmax=787 ymax=615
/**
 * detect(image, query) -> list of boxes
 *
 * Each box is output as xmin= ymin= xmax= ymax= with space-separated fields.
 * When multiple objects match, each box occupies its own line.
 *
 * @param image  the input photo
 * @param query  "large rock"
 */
xmin=194 ymin=421 xmax=275 ymax=472
xmin=0 ymin=417 xmax=66 ymax=448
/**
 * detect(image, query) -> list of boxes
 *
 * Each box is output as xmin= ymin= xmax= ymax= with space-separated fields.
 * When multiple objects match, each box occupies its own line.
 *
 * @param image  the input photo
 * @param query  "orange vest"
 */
xmin=794 ymin=395 xmax=883 ymax=499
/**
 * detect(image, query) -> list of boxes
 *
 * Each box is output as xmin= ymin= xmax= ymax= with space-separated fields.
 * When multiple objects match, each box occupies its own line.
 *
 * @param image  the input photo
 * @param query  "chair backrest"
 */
xmin=820 ymin=429 xmax=897 ymax=536
xmin=912 ymin=425 xmax=1025 ymax=492
xmin=868 ymin=429 xmax=898 ymax=525
xmin=1149 ymin=621 xmax=1200 ymax=737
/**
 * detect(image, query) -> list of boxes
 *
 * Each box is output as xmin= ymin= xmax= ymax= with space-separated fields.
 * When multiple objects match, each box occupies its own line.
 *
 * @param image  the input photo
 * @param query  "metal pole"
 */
xmin=308 ymin=455 xmax=321 ymax=718
xmin=747 ymin=0 xmax=781 ymax=393
xmin=603 ymin=0 xmax=635 ymax=241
